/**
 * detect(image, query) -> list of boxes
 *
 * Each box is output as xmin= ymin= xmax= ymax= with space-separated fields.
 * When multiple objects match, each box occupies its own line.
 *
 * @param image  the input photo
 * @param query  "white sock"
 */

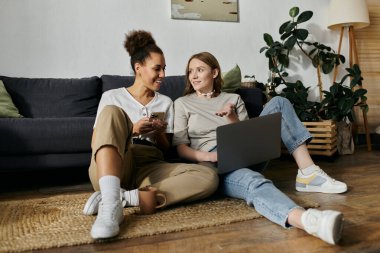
xmin=122 ymin=189 xmax=139 ymax=206
xmin=99 ymin=175 xmax=120 ymax=204
xmin=299 ymin=164 xmax=319 ymax=176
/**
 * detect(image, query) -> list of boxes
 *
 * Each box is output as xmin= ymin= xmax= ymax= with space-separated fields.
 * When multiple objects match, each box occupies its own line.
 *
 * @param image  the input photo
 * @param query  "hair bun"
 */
xmin=124 ymin=30 xmax=156 ymax=56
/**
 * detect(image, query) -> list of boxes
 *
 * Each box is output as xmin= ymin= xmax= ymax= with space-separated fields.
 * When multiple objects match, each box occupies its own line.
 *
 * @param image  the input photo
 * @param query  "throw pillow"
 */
xmin=0 ymin=80 xmax=23 ymax=118
xmin=222 ymin=65 xmax=241 ymax=93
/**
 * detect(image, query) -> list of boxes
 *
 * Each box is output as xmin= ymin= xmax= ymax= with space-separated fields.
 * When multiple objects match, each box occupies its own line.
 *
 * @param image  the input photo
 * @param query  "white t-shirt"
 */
xmin=94 ymin=88 xmax=174 ymax=139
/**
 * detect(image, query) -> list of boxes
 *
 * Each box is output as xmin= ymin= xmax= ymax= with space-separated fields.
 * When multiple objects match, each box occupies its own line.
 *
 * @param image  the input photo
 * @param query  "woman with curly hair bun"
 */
xmin=85 ymin=31 xmax=218 ymax=239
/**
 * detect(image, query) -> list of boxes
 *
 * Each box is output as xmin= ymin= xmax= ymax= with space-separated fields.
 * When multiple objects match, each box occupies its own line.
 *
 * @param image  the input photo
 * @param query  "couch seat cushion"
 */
xmin=0 ymin=117 xmax=94 ymax=155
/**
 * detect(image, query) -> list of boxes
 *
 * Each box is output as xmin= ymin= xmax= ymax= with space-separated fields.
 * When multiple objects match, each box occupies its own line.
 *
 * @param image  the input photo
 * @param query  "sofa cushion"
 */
xmin=0 ymin=80 xmax=23 ymax=118
xmin=0 ymin=76 xmax=101 ymax=117
xmin=222 ymin=65 xmax=242 ymax=93
xmin=101 ymin=75 xmax=186 ymax=101
xmin=0 ymin=117 xmax=94 ymax=155
xmin=236 ymin=88 xmax=264 ymax=118
xmin=157 ymin=76 xmax=187 ymax=101
xmin=100 ymin=75 xmax=135 ymax=93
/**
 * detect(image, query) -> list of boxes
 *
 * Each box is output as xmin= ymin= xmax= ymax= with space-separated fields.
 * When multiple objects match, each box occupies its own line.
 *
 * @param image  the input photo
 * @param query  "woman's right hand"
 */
xmin=177 ymin=144 xmax=218 ymax=163
xmin=204 ymin=151 xmax=218 ymax=163
xmin=132 ymin=117 xmax=154 ymax=136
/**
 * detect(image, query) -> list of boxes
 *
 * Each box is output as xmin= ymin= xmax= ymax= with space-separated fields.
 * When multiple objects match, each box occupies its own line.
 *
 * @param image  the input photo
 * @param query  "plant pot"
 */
xmin=336 ymin=121 xmax=354 ymax=155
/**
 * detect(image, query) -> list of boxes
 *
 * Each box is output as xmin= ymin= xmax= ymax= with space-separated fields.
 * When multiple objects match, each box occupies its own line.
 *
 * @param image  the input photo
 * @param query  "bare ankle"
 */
xmin=287 ymin=207 xmax=305 ymax=229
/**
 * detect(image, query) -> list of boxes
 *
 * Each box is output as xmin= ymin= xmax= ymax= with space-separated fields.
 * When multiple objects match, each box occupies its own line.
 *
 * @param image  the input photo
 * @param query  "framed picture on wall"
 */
xmin=171 ymin=0 xmax=239 ymax=22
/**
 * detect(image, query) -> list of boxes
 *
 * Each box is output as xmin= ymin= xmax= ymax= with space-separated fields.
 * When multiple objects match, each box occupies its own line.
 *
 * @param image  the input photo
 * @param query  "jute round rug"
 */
xmin=0 ymin=192 xmax=318 ymax=252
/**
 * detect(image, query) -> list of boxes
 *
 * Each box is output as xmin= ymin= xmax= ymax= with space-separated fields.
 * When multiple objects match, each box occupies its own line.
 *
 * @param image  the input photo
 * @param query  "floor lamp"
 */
xmin=328 ymin=0 xmax=372 ymax=151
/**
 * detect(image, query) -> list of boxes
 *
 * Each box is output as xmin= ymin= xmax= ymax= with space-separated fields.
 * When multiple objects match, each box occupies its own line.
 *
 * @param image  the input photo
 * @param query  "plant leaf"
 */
xmin=279 ymin=21 xmax=291 ymax=34
xmin=354 ymin=88 xmax=367 ymax=97
xmin=330 ymin=84 xmax=339 ymax=95
xmin=345 ymin=67 xmax=355 ymax=75
xmin=340 ymin=74 xmax=349 ymax=84
xmin=284 ymin=36 xmax=297 ymax=50
xmin=322 ymin=62 xmax=334 ymax=74
xmin=260 ymin=47 xmax=268 ymax=53
xmin=281 ymin=31 xmax=292 ymax=41
xmin=267 ymin=48 xmax=276 ymax=56
xmin=289 ymin=7 xmax=299 ymax=18
xmin=278 ymin=53 xmax=290 ymax=67
xmin=294 ymin=29 xmax=309 ymax=40
xmin=264 ymin=33 xmax=274 ymax=46
xmin=352 ymin=64 xmax=361 ymax=74
xmin=297 ymin=11 xmax=313 ymax=23
xmin=339 ymin=55 xmax=345 ymax=63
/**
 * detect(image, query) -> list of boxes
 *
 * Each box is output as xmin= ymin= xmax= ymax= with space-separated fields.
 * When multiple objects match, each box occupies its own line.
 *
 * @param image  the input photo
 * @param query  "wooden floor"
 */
xmin=2 ymin=146 xmax=380 ymax=253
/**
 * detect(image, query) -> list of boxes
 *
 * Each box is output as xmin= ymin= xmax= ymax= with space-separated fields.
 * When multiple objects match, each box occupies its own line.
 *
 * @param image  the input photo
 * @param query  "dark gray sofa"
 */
xmin=0 ymin=75 xmax=263 ymax=173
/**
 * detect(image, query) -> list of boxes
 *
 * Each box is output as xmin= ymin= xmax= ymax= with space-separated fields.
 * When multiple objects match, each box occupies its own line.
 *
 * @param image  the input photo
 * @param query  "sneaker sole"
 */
xmin=91 ymin=225 xmax=121 ymax=240
xmin=296 ymin=185 xmax=347 ymax=194
xmin=91 ymin=228 xmax=120 ymax=240
xmin=83 ymin=192 xmax=101 ymax=215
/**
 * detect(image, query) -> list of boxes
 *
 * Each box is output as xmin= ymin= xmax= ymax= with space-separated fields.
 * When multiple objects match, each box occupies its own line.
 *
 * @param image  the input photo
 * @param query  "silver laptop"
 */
xmin=216 ymin=112 xmax=282 ymax=174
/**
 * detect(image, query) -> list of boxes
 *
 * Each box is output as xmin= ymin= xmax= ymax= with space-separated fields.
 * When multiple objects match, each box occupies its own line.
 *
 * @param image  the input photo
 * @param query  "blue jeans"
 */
xmin=219 ymin=97 xmax=312 ymax=227
xmin=260 ymin=96 xmax=312 ymax=154
xmin=220 ymin=169 xmax=300 ymax=228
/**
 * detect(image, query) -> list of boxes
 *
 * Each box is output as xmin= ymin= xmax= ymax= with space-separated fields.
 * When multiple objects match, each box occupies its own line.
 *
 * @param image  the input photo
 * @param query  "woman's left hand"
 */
xmin=151 ymin=119 xmax=168 ymax=134
xmin=215 ymin=103 xmax=236 ymax=117
xmin=215 ymin=103 xmax=239 ymax=123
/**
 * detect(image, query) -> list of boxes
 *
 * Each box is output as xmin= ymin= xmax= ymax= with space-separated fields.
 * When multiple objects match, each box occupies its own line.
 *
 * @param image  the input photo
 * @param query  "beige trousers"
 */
xmin=89 ymin=105 xmax=218 ymax=206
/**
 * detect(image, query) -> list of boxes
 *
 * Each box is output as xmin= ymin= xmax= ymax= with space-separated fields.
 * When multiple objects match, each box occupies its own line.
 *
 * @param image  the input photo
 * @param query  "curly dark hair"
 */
xmin=124 ymin=30 xmax=163 ymax=73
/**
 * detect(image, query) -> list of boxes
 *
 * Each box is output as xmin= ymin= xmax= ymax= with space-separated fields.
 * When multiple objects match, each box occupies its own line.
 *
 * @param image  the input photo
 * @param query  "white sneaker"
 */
xmin=90 ymin=200 xmax=124 ymax=239
xmin=296 ymin=166 xmax=347 ymax=193
xmin=301 ymin=209 xmax=344 ymax=245
xmin=83 ymin=189 xmax=135 ymax=216
xmin=83 ymin=191 xmax=102 ymax=215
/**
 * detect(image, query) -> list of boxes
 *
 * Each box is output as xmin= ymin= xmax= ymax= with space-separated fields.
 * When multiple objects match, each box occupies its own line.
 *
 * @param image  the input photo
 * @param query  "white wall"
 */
xmin=0 ymin=0 xmax=346 ymax=99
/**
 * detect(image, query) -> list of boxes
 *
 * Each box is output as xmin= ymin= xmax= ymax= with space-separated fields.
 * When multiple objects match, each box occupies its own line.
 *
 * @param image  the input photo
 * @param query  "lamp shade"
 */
xmin=328 ymin=0 xmax=370 ymax=30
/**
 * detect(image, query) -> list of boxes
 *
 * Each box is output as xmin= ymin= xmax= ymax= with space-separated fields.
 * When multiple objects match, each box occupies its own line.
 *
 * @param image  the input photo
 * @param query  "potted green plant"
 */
xmin=259 ymin=6 xmax=368 ymax=155
xmin=320 ymin=64 xmax=368 ymax=122
xmin=320 ymin=64 xmax=368 ymax=154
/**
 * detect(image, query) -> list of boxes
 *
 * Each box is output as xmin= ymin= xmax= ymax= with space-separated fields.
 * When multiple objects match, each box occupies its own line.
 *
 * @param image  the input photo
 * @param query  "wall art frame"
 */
xmin=171 ymin=0 xmax=239 ymax=22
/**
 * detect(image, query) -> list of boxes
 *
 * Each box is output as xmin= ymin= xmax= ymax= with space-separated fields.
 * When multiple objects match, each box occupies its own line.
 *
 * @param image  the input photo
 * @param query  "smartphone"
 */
xmin=149 ymin=112 xmax=166 ymax=121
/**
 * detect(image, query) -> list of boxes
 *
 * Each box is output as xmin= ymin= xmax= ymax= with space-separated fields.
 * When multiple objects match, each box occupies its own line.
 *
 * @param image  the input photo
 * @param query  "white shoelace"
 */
xmin=97 ymin=202 xmax=120 ymax=222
